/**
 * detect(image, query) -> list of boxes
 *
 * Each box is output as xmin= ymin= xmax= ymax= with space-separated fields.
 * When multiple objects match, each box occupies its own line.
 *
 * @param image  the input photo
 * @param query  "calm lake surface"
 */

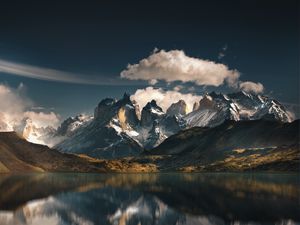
xmin=0 ymin=173 xmax=299 ymax=225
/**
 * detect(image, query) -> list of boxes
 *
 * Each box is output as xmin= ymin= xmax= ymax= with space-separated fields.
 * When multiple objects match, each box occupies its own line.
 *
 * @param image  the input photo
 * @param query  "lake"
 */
xmin=0 ymin=173 xmax=299 ymax=225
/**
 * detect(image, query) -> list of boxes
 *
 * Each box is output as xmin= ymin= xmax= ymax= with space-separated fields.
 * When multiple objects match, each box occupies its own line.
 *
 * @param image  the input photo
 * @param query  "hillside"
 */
xmin=151 ymin=119 xmax=299 ymax=155
xmin=0 ymin=132 xmax=157 ymax=173
xmin=142 ymin=119 xmax=300 ymax=171
xmin=0 ymin=132 xmax=110 ymax=173
xmin=1 ymin=118 xmax=299 ymax=173
xmin=47 ymin=91 xmax=293 ymax=159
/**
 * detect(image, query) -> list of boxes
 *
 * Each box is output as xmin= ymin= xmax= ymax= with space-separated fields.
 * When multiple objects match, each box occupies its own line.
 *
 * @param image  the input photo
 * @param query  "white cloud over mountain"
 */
xmin=121 ymin=49 xmax=265 ymax=94
xmin=121 ymin=49 xmax=240 ymax=87
xmin=0 ymin=83 xmax=60 ymax=131
xmin=131 ymin=86 xmax=201 ymax=113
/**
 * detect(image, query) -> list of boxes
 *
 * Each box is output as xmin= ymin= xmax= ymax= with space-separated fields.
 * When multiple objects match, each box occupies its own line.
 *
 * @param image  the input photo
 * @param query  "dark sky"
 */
xmin=0 ymin=0 xmax=299 ymax=119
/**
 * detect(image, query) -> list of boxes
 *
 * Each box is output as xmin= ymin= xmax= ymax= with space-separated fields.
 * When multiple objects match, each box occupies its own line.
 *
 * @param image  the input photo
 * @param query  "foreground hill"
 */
xmin=142 ymin=119 xmax=300 ymax=171
xmin=0 ymin=132 xmax=157 ymax=173
xmin=0 ymin=132 xmax=109 ymax=173
xmin=151 ymin=119 xmax=299 ymax=155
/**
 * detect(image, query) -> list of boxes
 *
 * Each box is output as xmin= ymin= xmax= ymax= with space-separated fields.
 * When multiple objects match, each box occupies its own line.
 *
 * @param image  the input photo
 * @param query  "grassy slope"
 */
xmin=0 ymin=132 xmax=158 ymax=173
xmin=139 ymin=119 xmax=300 ymax=172
xmin=0 ymin=132 xmax=108 ymax=173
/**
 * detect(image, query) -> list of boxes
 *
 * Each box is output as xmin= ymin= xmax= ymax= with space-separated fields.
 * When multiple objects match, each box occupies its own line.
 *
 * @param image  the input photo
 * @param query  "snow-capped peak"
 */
xmin=185 ymin=91 xmax=293 ymax=128
xmin=141 ymin=100 xmax=165 ymax=127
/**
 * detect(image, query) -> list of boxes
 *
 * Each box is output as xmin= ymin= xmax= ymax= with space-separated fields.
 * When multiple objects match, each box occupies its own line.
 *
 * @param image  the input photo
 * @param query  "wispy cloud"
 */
xmin=0 ymin=58 xmax=136 ymax=85
xmin=218 ymin=52 xmax=225 ymax=59
xmin=218 ymin=44 xmax=227 ymax=60
xmin=239 ymin=81 xmax=264 ymax=94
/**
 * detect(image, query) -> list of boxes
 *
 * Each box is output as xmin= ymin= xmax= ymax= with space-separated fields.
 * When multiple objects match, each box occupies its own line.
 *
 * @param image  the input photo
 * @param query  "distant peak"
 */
xmin=150 ymin=99 xmax=157 ymax=105
xmin=227 ymin=91 xmax=254 ymax=99
xmin=115 ymin=92 xmax=134 ymax=108
xmin=209 ymin=91 xmax=221 ymax=98
xmin=123 ymin=92 xmax=131 ymax=100
xmin=177 ymin=99 xmax=186 ymax=104
xmin=98 ymin=98 xmax=116 ymax=106
xmin=166 ymin=99 xmax=187 ymax=116
xmin=144 ymin=100 xmax=163 ymax=112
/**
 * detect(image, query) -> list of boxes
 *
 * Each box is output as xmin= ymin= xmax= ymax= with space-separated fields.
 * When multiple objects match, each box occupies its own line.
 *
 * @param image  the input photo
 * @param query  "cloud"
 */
xmin=131 ymin=87 xmax=201 ymax=113
xmin=0 ymin=58 xmax=136 ymax=86
xmin=0 ymin=83 xmax=60 ymax=131
xmin=281 ymin=102 xmax=299 ymax=120
xmin=173 ymin=85 xmax=184 ymax=91
xmin=239 ymin=81 xmax=264 ymax=94
xmin=0 ymin=83 xmax=31 ymax=126
xmin=121 ymin=49 xmax=240 ymax=87
xmin=149 ymin=79 xmax=158 ymax=85
xmin=218 ymin=44 xmax=227 ymax=59
xmin=23 ymin=111 xmax=60 ymax=128
xmin=218 ymin=52 xmax=225 ymax=60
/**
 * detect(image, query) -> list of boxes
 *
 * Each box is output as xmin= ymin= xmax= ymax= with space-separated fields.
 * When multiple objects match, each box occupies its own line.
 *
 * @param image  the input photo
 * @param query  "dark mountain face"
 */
xmin=136 ymin=119 xmax=299 ymax=171
xmin=55 ymin=95 xmax=188 ymax=158
xmin=199 ymin=95 xmax=215 ymax=110
xmin=141 ymin=100 xmax=164 ymax=127
xmin=56 ymin=94 xmax=143 ymax=159
xmin=151 ymin=119 xmax=299 ymax=156
xmin=166 ymin=100 xmax=187 ymax=116
xmin=94 ymin=98 xmax=117 ymax=120
xmin=55 ymin=114 xmax=92 ymax=137
xmin=94 ymin=93 xmax=139 ymax=127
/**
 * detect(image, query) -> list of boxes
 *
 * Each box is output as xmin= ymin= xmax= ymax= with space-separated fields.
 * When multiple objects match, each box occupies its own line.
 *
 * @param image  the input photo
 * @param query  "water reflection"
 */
xmin=0 ymin=173 xmax=299 ymax=225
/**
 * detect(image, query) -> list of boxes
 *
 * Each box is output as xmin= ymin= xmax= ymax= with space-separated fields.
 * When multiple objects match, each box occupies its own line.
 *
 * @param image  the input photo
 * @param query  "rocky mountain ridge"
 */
xmin=7 ymin=91 xmax=294 ymax=159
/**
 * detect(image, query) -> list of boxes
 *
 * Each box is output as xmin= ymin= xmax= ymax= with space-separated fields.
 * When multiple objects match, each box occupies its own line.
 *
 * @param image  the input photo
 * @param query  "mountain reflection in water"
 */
xmin=0 ymin=173 xmax=299 ymax=225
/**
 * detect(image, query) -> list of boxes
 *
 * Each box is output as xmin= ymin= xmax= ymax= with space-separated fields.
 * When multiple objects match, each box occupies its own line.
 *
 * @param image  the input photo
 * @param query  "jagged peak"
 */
xmin=123 ymin=92 xmax=131 ymax=101
xmin=72 ymin=114 xmax=91 ymax=121
xmin=150 ymin=99 xmax=157 ymax=106
xmin=144 ymin=100 xmax=163 ymax=112
xmin=63 ymin=114 xmax=90 ymax=124
xmin=177 ymin=99 xmax=186 ymax=104
xmin=168 ymin=99 xmax=187 ymax=108
xmin=208 ymin=91 xmax=220 ymax=98
xmin=97 ymin=93 xmax=132 ymax=109
xmin=202 ymin=94 xmax=213 ymax=101
xmin=115 ymin=93 xmax=135 ymax=108
xmin=98 ymin=98 xmax=116 ymax=107
xmin=199 ymin=95 xmax=215 ymax=110
xmin=166 ymin=99 xmax=187 ymax=116
xmin=227 ymin=91 xmax=254 ymax=99
xmin=193 ymin=101 xmax=200 ymax=111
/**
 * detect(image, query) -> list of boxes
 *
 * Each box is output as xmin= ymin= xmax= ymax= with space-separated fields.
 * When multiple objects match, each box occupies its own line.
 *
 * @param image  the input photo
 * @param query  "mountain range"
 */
xmin=0 ymin=91 xmax=298 ymax=172
xmin=53 ymin=91 xmax=294 ymax=159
